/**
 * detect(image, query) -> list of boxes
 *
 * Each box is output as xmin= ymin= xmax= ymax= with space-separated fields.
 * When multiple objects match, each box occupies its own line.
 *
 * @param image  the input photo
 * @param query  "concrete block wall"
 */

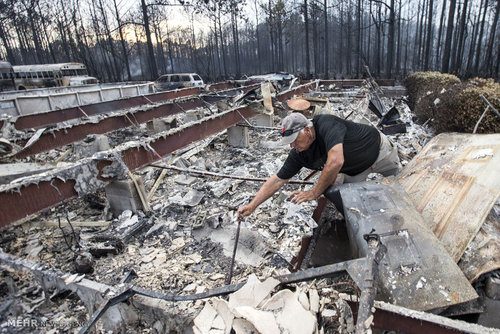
xmin=251 ymin=113 xmax=274 ymax=127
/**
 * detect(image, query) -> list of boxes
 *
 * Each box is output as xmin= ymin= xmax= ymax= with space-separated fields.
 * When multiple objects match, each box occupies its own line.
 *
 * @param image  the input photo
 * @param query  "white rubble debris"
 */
xmin=193 ymin=275 xmax=325 ymax=334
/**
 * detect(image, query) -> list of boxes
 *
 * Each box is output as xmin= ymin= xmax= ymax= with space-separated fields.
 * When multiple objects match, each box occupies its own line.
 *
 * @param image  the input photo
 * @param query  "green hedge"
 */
xmin=404 ymin=72 xmax=500 ymax=133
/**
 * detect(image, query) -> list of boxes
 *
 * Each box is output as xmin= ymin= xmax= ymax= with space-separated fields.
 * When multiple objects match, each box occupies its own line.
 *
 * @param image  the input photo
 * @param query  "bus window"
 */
xmin=37 ymin=72 xmax=43 ymax=78
xmin=20 ymin=72 xmax=27 ymax=78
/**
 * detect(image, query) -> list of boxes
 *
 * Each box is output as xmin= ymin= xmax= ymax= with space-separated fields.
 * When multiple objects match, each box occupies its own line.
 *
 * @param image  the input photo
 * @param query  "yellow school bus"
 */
xmin=12 ymin=62 xmax=98 ymax=90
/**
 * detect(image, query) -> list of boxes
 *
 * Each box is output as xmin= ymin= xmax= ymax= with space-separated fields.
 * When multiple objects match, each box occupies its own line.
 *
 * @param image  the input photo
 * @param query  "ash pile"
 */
xmin=0 ymin=77 xmax=499 ymax=334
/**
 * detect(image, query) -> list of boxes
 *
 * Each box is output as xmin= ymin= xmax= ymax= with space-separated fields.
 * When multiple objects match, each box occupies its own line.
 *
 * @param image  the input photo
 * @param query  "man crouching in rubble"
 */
xmin=238 ymin=109 xmax=401 ymax=217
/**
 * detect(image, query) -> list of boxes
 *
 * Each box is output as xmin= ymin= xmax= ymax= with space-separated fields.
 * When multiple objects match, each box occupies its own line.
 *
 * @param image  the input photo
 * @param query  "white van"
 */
xmin=154 ymin=73 xmax=204 ymax=91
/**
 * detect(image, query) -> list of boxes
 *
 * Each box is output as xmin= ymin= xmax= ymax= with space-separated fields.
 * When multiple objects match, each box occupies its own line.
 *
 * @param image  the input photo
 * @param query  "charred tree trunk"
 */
xmin=466 ymin=0 xmax=481 ymax=75
xmin=113 ymin=0 xmax=131 ymax=80
xmin=386 ymin=0 xmax=395 ymax=78
xmin=324 ymin=0 xmax=329 ymax=78
xmin=424 ymin=0 xmax=433 ymax=70
xmin=395 ymin=0 xmax=402 ymax=75
xmin=26 ymin=3 xmax=43 ymax=63
xmin=473 ymin=0 xmax=489 ymax=74
xmin=484 ymin=0 xmax=500 ymax=75
xmin=412 ymin=1 xmax=421 ymax=69
xmin=304 ymin=0 xmax=311 ymax=78
xmin=38 ymin=2 xmax=56 ymax=63
xmin=312 ymin=3 xmax=319 ymax=76
xmin=356 ymin=0 xmax=361 ymax=77
xmin=141 ymin=0 xmax=158 ymax=79
xmin=435 ymin=0 xmax=447 ymax=66
xmin=453 ymin=0 xmax=468 ymax=74
xmin=442 ymin=0 xmax=457 ymax=73
xmin=217 ymin=5 xmax=228 ymax=78
xmin=98 ymin=0 xmax=120 ymax=81
xmin=254 ymin=0 xmax=262 ymax=73
xmin=0 ymin=21 xmax=15 ymax=63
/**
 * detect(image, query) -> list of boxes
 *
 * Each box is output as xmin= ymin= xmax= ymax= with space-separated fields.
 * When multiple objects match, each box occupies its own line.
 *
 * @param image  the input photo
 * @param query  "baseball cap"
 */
xmin=280 ymin=113 xmax=309 ymax=145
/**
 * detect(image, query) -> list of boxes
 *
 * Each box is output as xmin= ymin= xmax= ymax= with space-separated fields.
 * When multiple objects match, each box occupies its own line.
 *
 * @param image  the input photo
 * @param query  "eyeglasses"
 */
xmin=281 ymin=125 xmax=305 ymax=137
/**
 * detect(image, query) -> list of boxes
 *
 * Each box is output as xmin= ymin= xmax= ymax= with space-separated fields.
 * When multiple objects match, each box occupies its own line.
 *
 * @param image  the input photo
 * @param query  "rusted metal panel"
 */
xmin=344 ymin=296 xmax=497 ymax=334
xmin=11 ymin=87 xmax=203 ymax=130
xmin=120 ymin=106 xmax=258 ymax=171
xmin=299 ymin=79 xmax=396 ymax=87
xmin=0 ymin=106 xmax=257 ymax=227
xmin=325 ymin=182 xmax=478 ymax=311
xmin=275 ymin=81 xmax=317 ymax=102
xmin=12 ymin=98 xmax=206 ymax=159
xmin=0 ymin=178 xmax=78 ymax=226
xmin=398 ymin=133 xmax=500 ymax=263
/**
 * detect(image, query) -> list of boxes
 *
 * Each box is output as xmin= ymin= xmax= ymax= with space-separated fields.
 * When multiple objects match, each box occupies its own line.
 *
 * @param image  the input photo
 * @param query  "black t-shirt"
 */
xmin=277 ymin=114 xmax=381 ymax=179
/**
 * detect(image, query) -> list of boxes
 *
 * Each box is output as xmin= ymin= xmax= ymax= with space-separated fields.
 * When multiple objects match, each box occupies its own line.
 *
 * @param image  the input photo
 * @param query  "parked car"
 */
xmin=154 ymin=73 xmax=204 ymax=91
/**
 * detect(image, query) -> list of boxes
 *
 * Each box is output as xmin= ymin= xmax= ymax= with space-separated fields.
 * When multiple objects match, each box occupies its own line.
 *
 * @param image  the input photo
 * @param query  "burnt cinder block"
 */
xmin=105 ymin=177 xmax=146 ymax=217
xmin=227 ymin=126 xmax=249 ymax=147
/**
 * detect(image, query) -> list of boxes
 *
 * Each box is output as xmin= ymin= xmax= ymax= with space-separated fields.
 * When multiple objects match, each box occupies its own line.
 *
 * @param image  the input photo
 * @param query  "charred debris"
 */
xmin=0 ymin=75 xmax=499 ymax=333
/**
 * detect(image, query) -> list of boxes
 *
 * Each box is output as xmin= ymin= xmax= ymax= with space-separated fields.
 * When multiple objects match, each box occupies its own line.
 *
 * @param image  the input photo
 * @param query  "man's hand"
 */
xmin=289 ymin=190 xmax=318 ymax=204
xmin=237 ymin=204 xmax=256 ymax=217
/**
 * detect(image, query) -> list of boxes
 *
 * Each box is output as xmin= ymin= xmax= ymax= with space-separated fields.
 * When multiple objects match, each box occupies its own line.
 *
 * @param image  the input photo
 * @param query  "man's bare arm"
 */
xmin=237 ymin=174 xmax=288 ymax=216
xmin=290 ymin=143 xmax=344 ymax=204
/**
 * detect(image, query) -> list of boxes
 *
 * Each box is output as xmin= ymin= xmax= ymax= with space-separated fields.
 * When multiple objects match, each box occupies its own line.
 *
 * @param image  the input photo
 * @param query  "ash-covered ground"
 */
xmin=0 ymin=86 xmax=436 ymax=333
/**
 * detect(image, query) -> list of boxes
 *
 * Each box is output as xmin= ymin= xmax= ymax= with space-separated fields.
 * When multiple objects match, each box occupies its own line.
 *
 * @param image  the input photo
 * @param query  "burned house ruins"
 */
xmin=0 ymin=76 xmax=499 ymax=333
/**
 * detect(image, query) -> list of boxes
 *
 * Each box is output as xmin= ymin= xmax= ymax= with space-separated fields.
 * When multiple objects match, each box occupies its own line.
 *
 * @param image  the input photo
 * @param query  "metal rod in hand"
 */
xmin=225 ymin=214 xmax=243 ymax=285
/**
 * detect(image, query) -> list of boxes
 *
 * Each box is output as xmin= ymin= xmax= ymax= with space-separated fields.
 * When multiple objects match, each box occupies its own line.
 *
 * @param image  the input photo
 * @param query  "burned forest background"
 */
xmin=0 ymin=0 xmax=499 ymax=82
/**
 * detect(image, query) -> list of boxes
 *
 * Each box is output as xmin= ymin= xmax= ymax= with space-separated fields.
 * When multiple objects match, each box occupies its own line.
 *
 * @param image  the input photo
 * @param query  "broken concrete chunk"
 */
xmin=309 ymin=289 xmax=320 ymax=313
xmin=232 ymin=318 xmax=259 ymax=334
xmin=209 ymin=273 xmax=225 ymax=281
xmin=260 ymin=289 xmax=317 ymax=334
xmin=170 ymin=237 xmax=185 ymax=251
xmin=233 ymin=306 xmax=280 ymax=334
xmin=297 ymin=290 xmax=310 ymax=311
xmin=61 ymin=273 xmax=85 ymax=285
xmin=183 ymin=189 xmax=205 ymax=207
xmin=212 ymin=299 xmax=234 ymax=334
xmin=194 ymin=302 xmax=218 ymax=334
xmin=183 ymin=282 xmax=198 ymax=293
xmin=229 ymin=274 xmax=280 ymax=309
xmin=175 ymin=174 xmax=197 ymax=186
xmin=212 ymin=315 xmax=226 ymax=330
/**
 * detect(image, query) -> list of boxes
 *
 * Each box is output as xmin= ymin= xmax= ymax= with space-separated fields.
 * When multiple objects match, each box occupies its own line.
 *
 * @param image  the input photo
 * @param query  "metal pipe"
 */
xmin=355 ymin=234 xmax=386 ymax=334
xmin=149 ymin=164 xmax=314 ymax=185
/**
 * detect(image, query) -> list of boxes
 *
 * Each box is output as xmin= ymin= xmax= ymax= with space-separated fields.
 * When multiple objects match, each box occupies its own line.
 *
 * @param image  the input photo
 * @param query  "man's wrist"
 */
xmin=311 ymin=188 xmax=321 ymax=199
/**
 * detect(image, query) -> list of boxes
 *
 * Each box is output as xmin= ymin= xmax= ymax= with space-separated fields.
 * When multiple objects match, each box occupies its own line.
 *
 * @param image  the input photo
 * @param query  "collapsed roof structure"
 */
xmin=0 ymin=77 xmax=498 ymax=333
